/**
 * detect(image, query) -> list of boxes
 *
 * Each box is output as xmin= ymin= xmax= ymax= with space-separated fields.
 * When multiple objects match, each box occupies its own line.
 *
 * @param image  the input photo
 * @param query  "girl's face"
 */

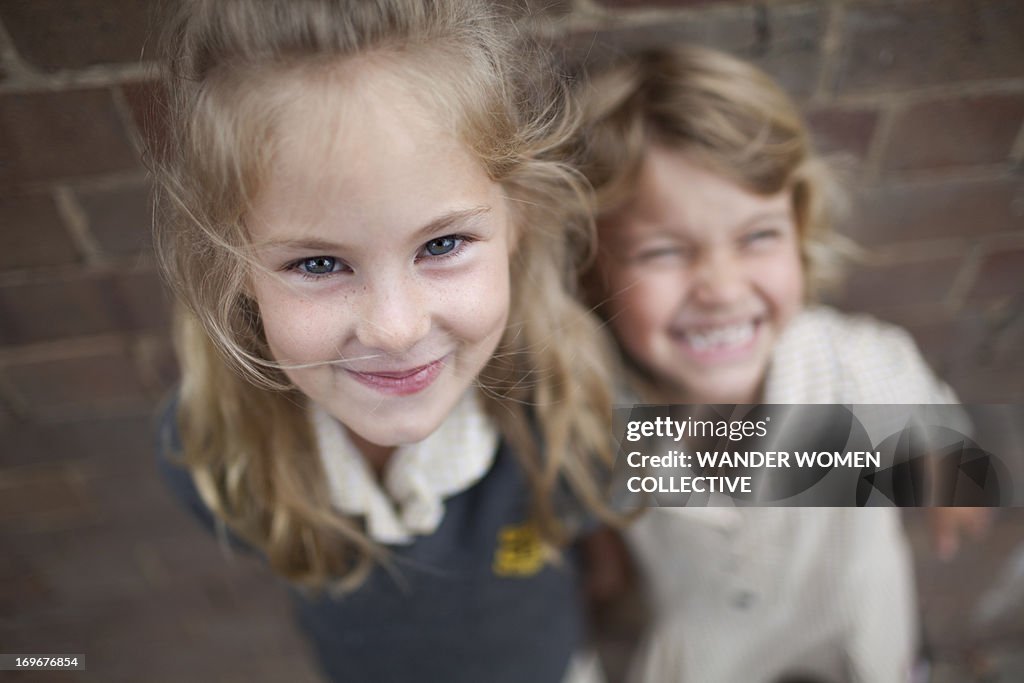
xmin=597 ymin=146 xmax=804 ymax=404
xmin=247 ymin=70 xmax=512 ymax=455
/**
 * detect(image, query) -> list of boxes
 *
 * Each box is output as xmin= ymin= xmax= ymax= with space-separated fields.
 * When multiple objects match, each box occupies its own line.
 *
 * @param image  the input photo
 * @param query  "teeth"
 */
xmin=683 ymin=322 xmax=754 ymax=351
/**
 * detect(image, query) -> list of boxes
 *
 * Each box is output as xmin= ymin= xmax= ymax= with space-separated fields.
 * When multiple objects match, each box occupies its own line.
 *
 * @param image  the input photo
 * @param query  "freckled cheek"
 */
xmin=436 ymin=259 xmax=511 ymax=346
xmin=258 ymin=294 xmax=345 ymax=364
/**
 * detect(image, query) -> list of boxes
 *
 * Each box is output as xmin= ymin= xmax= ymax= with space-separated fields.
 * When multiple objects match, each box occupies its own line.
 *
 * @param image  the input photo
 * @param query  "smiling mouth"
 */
xmin=346 ymin=357 xmax=448 ymax=396
xmin=672 ymin=319 xmax=761 ymax=359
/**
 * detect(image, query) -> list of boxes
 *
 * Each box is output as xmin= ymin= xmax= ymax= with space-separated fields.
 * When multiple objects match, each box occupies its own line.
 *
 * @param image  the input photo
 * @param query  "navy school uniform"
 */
xmin=157 ymin=401 xmax=586 ymax=683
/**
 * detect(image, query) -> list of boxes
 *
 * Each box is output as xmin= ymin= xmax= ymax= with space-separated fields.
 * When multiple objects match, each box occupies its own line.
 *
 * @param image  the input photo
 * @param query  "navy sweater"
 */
xmin=157 ymin=403 xmax=584 ymax=682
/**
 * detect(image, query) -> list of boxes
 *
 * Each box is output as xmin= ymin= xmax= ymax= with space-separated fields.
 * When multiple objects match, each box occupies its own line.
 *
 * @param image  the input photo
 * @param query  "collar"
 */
xmin=312 ymin=390 xmax=498 ymax=545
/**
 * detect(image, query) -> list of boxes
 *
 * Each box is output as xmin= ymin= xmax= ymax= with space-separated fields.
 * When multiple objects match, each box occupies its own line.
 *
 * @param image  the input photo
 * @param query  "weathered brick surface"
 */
xmin=1 ymin=1 xmax=1022 ymax=679
xmin=562 ymin=3 xmax=826 ymax=99
xmin=805 ymin=106 xmax=881 ymax=162
xmin=2 ymin=346 xmax=151 ymax=419
xmin=1 ymin=414 xmax=152 ymax=468
xmin=561 ymin=11 xmax=755 ymax=70
xmin=836 ymin=255 xmax=964 ymax=316
xmin=900 ymin=314 xmax=991 ymax=374
xmin=0 ymin=463 xmax=96 ymax=533
xmin=118 ymin=270 xmax=173 ymax=332
xmin=0 ymin=192 xmax=80 ymax=270
xmin=967 ymin=246 xmax=1024 ymax=305
xmin=844 ymin=177 xmax=1024 ymax=246
xmin=137 ymin=335 xmax=180 ymax=393
xmin=833 ymin=0 xmax=1024 ymax=95
xmin=748 ymin=3 xmax=825 ymax=100
xmin=0 ymin=89 xmax=140 ymax=186
xmin=0 ymin=0 xmax=170 ymax=72
xmin=75 ymin=182 xmax=153 ymax=257
xmin=0 ymin=275 xmax=126 ymax=345
xmin=594 ymin=0 xmax=732 ymax=7
xmin=881 ymin=92 xmax=1024 ymax=172
xmin=0 ymin=269 xmax=168 ymax=345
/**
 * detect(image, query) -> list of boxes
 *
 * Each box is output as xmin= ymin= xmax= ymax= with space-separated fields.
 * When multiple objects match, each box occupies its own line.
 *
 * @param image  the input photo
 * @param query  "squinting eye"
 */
xmin=424 ymin=235 xmax=460 ymax=257
xmin=300 ymin=256 xmax=339 ymax=275
xmin=636 ymin=246 xmax=687 ymax=263
xmin=744 ymin=229 xmax=780 ymax=245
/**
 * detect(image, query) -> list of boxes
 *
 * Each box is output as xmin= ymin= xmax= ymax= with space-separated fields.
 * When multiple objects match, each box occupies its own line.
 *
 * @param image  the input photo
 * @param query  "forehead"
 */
xmin=247 ymin=61 xmax=493 ymax=240
xmin=601 ymin=145 xmax=792 ymax=242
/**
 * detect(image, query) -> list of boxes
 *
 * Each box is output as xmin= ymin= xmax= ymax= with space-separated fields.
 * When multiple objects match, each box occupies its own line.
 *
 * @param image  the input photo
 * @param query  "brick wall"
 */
xmin=0 ymin=0 xmax=175 ymax=426
xmin=0 ymin=1 xmax=1021 ymax=680
xmin=534 ymin=0 xmax=1024 ymax=404
xmin=1 ymin=0 xmax=1021 ymax=425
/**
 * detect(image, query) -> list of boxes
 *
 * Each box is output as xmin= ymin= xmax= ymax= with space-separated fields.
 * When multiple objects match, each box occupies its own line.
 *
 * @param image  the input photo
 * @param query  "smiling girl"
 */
xmin=152 ymin=1 xmax=616 ymax=681
xmin=576 ymin=46 xmax=975 ymax=683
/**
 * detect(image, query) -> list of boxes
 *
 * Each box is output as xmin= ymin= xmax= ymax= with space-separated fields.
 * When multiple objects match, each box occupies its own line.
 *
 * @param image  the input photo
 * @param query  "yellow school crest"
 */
xmin=492 ymin=523 xmax=554 ymax=577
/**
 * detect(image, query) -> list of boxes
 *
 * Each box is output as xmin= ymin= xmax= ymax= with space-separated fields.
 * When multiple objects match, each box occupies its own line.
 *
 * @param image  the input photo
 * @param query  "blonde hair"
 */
xmin=153 ymin=0 xmax=618 ymax=589
xmin=577 ymin=45 xmax=850 ymax=295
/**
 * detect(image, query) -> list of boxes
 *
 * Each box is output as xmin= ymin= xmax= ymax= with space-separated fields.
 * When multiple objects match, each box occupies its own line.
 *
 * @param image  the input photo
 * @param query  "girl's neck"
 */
xmin=345 ymin=429 xmax=396 ymax=479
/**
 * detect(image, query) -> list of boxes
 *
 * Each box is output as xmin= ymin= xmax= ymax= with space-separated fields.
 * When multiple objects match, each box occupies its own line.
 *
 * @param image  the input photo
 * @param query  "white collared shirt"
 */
xmin=313 ymin=390 xmax=498 ymax=544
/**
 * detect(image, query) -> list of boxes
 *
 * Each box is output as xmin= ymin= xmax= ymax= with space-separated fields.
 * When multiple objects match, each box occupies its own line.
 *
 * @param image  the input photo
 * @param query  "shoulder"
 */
xmin=793 ymin=306 xmax=957 ymax=404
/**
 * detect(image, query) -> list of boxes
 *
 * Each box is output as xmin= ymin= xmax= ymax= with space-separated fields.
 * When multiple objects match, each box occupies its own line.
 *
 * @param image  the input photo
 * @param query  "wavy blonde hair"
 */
xmin=153 ymin=0 xmax=619 ymax=589
xmin=577 ymin=45 xmax=851 ymax=297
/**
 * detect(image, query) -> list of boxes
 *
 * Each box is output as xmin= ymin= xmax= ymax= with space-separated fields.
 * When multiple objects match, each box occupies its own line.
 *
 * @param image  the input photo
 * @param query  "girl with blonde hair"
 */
xmin=577 ymin=45 xmax=984 ymax=683
xmin=153 ymin=1 xmax=617 ymax=680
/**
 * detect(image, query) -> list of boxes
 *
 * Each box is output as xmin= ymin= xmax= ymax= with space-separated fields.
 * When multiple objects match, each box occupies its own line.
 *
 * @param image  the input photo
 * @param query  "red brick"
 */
xmin=945 ymin=357 xmax=1024 ymax=402
xmin=882 ymin=93 xmax=1024 ymax=172
xmin=0 ymin=0 xmax=175 ymax=72
xmin=833 ymin=0 xmax=1024 ymax=95
xmin=0 ymin=269 xmax=170 ymax=345
xmin=24 ymin=527 xmax=154 ymax=607
xmin=967 ymin=246 xmax=1024 ymax=305
xmin=805 ymin=106 xmax=881 ymax=162
xmin=3 ymin=347 xmax=151 ymax=420
xmin=834 ymin=256 xmax=964 ymax=316
xmin=0 ymin=89 xmax=140 ymax=186
xmin=138 ymin=336 xmax=181 ymax=393
xmin=0 ymin=399 xmax=15 ymax=431
xmin=1 ymin=414 xmax=152 ymax=468
xmin=594 ymin=0 xmax=735 ymax=7
xmin=0 ymin=193 xmax=80 ymax=270
xmin=0 ymin=463 xmax=96 ymax=533
xmin=561 ymin=13 xmax=756 ymax=71
xmin=899 ymin=314 xmax=991 ymax=374
xmin=748 ymin=3 xmax=826 ymax=100
xmin=75 ymin=182 xmax=153 ymax=257
xmin=844 ymin=177 xmax=1024 ymax=246
xmin=0 ymin=551 xmax=52 ymax=619
xmin=116 ymin=270 xmax=173 ymax=332
xmin=563 ymin=4 xmax=825 ymax=99
xmin=0 ymin=275 xmax=124 ymax=345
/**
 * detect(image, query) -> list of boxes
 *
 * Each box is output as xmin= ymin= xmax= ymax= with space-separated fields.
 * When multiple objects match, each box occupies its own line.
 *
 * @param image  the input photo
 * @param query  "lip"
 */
xmin=345 ymin=356 xmax=448 ymax=396
xmin=671 ymin=318 xmax=762 ymax=364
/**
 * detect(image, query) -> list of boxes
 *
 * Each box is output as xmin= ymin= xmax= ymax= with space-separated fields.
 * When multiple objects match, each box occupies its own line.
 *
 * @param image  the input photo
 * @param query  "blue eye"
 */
xmin=300 ymin=256 xmax=339 ymax=275
xmin=424 ymin=236 xmax=460 ymax=257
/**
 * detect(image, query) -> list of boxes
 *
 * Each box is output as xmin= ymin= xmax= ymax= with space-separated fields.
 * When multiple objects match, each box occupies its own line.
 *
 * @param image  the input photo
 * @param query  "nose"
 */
xmin=354 ymin=274 xmax=431 ymax=355
xmin=690 ymin=248 xmax=745 ymax=307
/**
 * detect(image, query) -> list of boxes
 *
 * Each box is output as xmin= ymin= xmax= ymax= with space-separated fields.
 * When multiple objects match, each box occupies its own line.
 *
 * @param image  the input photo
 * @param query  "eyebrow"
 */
xmin=735 ymin=210 xmax=792 ymax=229
xmin=254 ymin=206 xmax=492 ymax=252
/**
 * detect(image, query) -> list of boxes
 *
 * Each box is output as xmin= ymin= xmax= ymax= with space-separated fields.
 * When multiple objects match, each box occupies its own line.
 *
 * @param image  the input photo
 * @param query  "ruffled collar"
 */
xmin=312 ymin=391 xmax=498 ymax=544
